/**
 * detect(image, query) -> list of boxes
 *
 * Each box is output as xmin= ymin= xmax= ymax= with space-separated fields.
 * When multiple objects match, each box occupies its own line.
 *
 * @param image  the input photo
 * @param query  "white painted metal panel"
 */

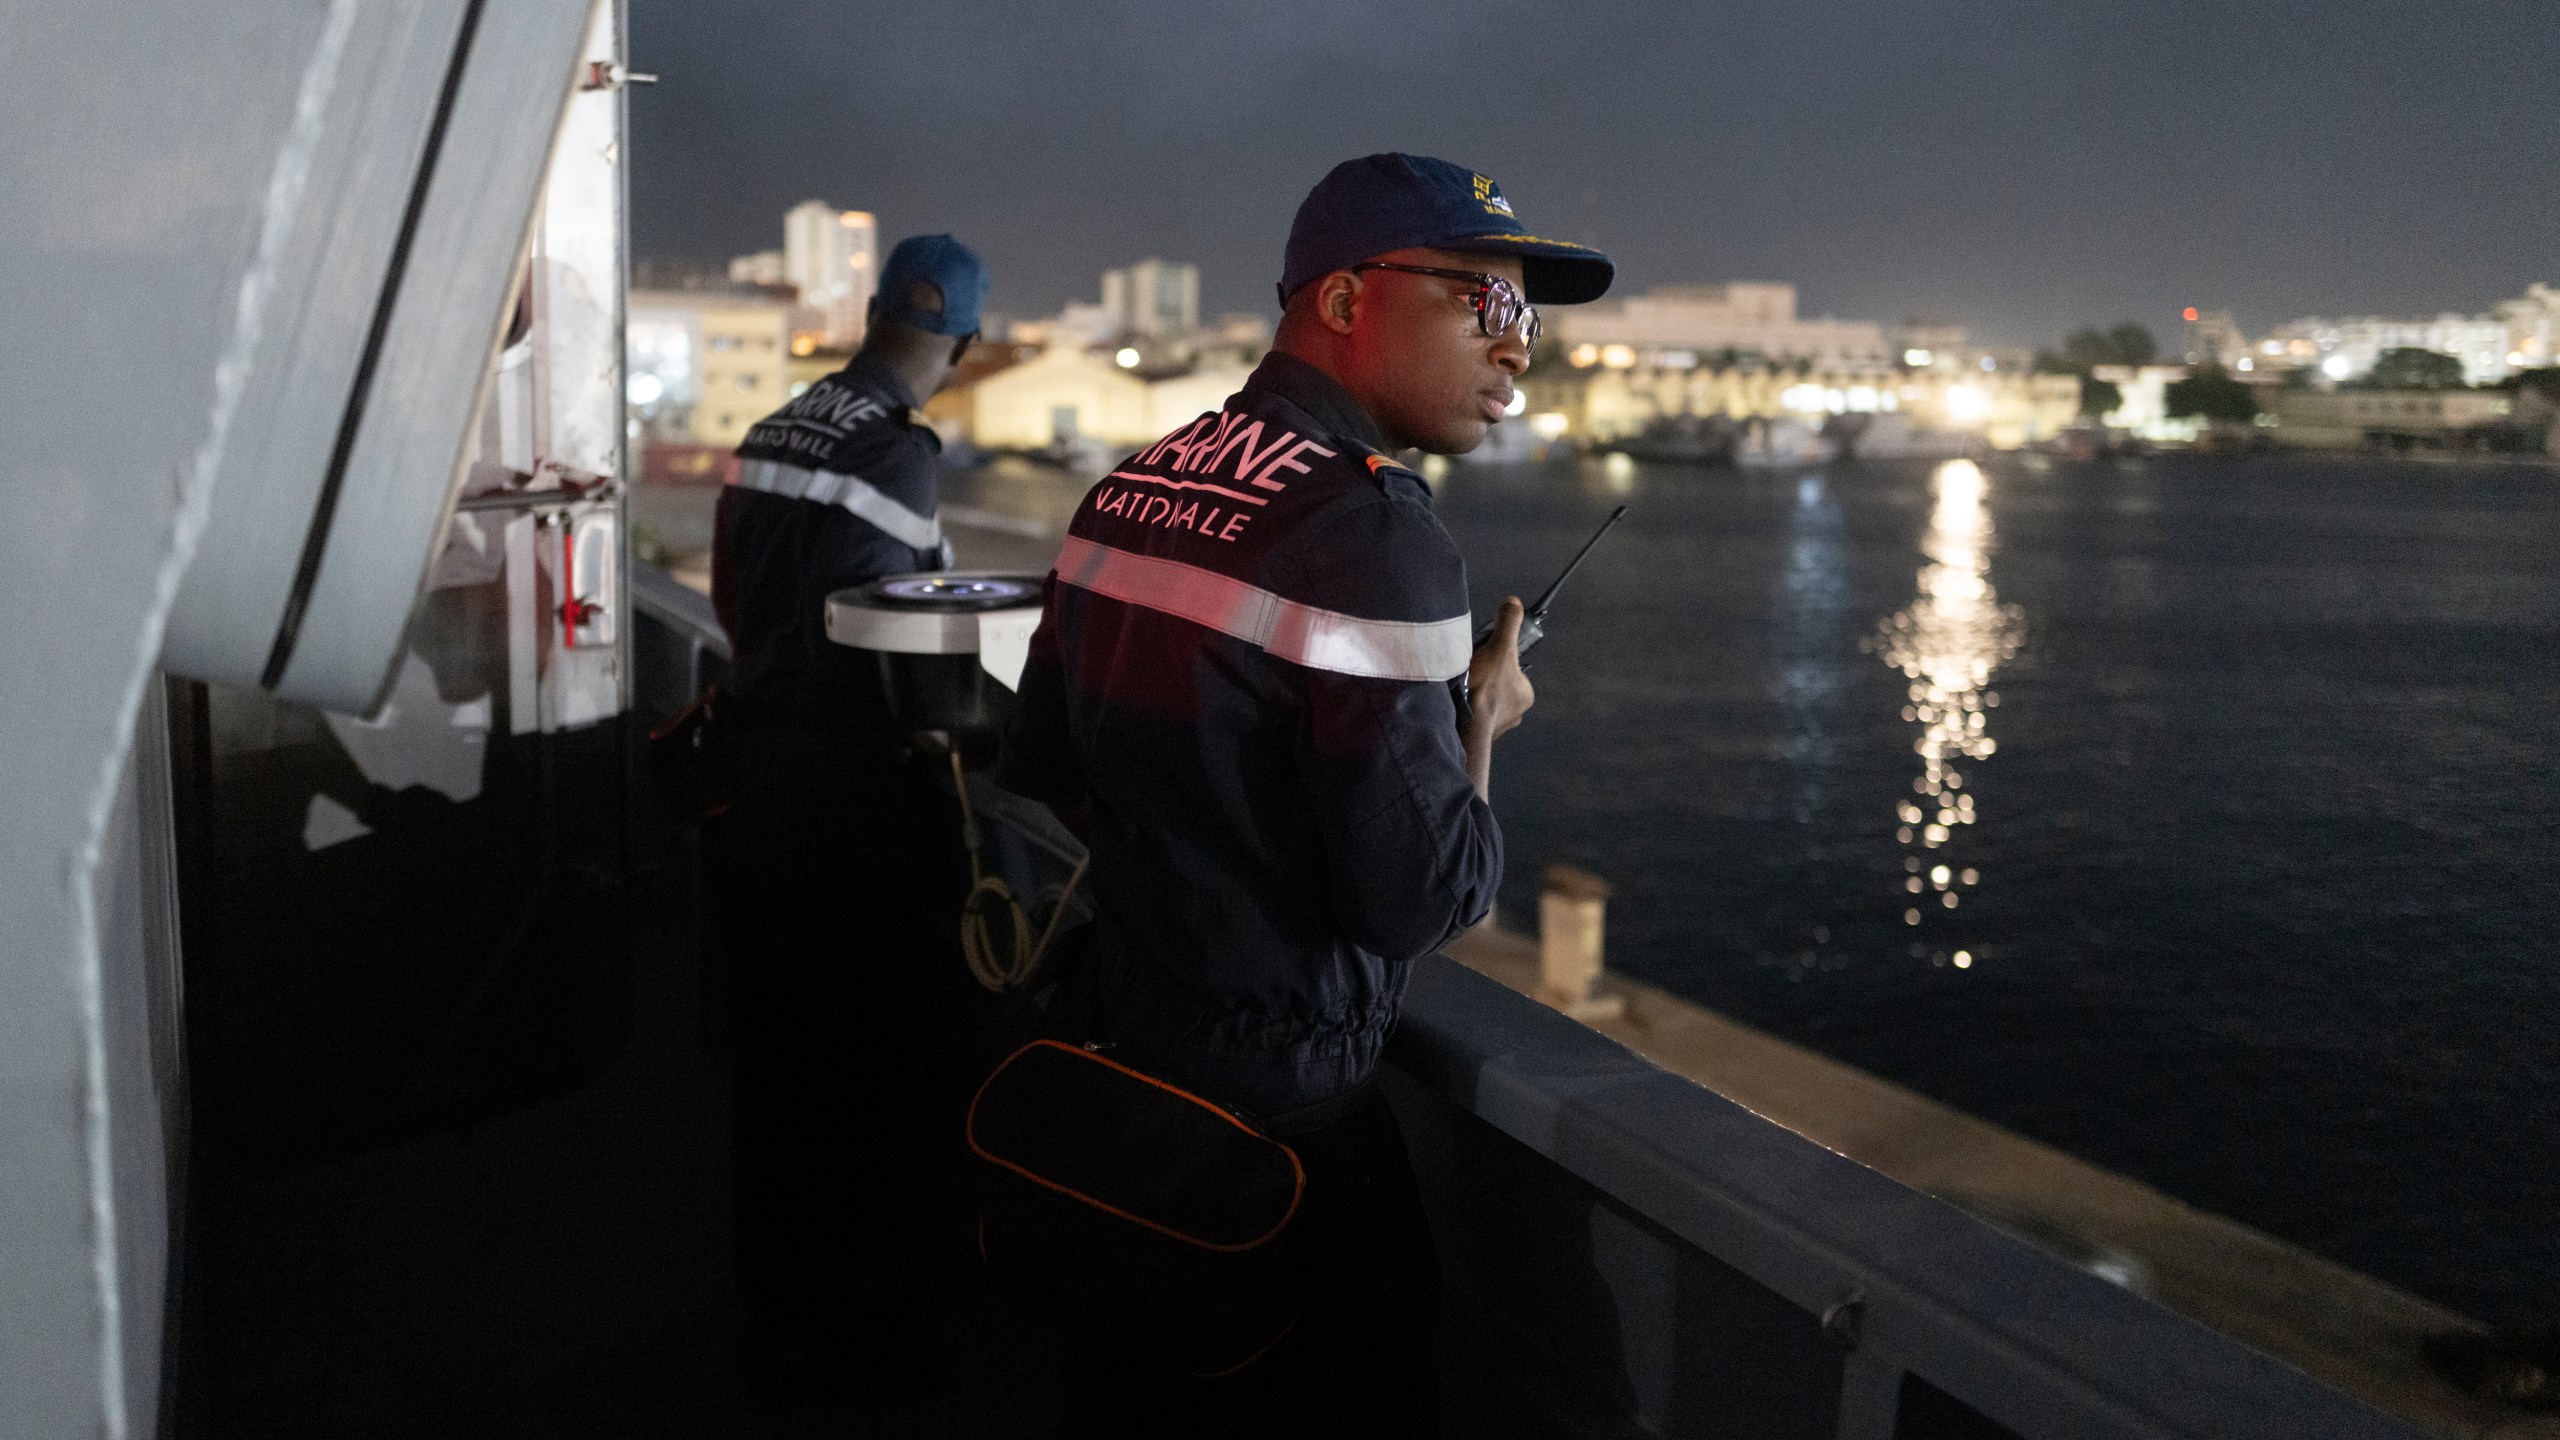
xmin=272 ymin=0 xmax=598 ymax=712
xmin=159 ymin=0 xmax=598 ymax=716
xmin=526 ymin=0 xmax=628 ymax=729
xmin=158 ymin=0 xmax=475 ymax=690
xmin=0 ymin=4 xmax=353 ymax=1433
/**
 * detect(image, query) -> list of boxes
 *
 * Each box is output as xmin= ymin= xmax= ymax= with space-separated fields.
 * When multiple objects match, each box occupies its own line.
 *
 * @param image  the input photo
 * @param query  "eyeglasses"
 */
xmin=1348 ymin=262 xmax=1540 ymax=347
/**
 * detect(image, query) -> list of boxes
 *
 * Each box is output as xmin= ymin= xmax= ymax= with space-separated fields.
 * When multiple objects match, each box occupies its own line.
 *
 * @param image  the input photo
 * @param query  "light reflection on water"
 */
xmin=1428 ymin=452 xmax=2560 ymax=1322
xmin=1864 ymin=460 xmax=2023 ymax=969
xmin=1776 ymin=473 xmax=1848 ymax=825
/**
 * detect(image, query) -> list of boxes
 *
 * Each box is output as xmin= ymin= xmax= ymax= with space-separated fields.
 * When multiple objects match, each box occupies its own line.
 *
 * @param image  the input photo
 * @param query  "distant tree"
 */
xmin=2358 ymin=347 xmax=2465 ymax=391
xmin=2035 ymin=323 xmax=2161 ymax=375
xmin=2078 ymin=376 xmax=2123 ymax=417
xmin=2493 ymin=365 xmax=2560 ymax=395
xmin=2164 ymin=368 xmax=2259 ymax=423
xmin=2104 ymin=323 xmax=2159 ymax=367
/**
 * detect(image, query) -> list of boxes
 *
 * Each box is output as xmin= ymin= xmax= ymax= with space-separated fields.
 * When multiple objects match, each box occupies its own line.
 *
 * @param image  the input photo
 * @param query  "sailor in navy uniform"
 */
xmin=998 ymin=155 xmax=1613 ymax=1434
xmin=706 ymin=234 xmax=990 ymax=1421
xmin=715 ymin=237 xmax=979 ymax=718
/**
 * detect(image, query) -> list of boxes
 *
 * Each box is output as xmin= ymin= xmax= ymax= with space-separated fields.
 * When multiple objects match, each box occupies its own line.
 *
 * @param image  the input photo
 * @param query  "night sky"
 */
xmin=628 ymin=2 xmax=2559 ymax=346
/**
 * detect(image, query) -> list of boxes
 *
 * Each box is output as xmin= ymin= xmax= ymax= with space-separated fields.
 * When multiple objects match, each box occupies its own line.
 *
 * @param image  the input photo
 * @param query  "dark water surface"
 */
xmin=1432 ymin=454 xmax=2558 ymax=1324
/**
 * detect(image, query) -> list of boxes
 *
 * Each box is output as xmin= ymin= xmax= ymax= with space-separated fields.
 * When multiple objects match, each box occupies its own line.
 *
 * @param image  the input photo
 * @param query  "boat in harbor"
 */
xmin=1737 ymin=414 xmax=1840 ymax=466
xmin=1608 ymin=412 xmax=1741 ymax=465
xmin=1835 ymin=410 xmax=1977 ymax=460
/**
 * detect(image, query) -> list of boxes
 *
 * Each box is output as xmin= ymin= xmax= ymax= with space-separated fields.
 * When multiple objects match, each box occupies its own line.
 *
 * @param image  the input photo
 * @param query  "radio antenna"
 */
xmin=1526 ymin=505 xmax=1628 ymax=620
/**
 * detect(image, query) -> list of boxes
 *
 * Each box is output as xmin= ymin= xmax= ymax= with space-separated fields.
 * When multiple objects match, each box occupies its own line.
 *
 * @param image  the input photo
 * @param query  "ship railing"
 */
xmin=631 ymin=563 xmax=730 ymax=718
xmin=627 ymin=563 xmax=2424 ymax=1440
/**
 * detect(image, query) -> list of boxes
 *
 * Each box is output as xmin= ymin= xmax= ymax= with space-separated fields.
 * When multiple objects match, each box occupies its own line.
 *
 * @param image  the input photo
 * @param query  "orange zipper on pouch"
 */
xmin=966 ymin=1038 xmax=1306 ymax=1253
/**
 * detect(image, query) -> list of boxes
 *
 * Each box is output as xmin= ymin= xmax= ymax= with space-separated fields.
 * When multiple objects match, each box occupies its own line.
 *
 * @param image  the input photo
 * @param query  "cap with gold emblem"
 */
xmin=1277 ymin=152 xmax=1614 ymax=308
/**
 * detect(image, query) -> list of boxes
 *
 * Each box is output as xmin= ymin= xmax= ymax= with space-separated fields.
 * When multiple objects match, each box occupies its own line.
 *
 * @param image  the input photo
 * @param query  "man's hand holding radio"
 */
xmin=1463 ymin=595 xmax=1536 ymax=801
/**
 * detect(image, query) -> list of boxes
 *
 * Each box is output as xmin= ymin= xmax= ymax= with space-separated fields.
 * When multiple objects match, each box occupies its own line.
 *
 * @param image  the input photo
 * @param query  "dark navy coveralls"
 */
xmin=999 ymin=351 xmax=1501 ymax=1431
xmin=715 ymin=350 xmax=954 ymax=713
xmin=709 ymin=350 xmax=979 ymax=1409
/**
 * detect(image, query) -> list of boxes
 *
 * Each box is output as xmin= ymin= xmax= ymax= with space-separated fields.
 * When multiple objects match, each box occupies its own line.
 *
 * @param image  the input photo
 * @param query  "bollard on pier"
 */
xmin=1537 ymin=864 xmax=1626 ymax=1021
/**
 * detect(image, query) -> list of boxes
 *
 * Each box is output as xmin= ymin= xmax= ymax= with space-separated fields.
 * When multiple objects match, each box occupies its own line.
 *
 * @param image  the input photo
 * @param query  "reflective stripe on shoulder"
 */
xmin=1051 ymin=534 xmax=1471 ymax=683
xmin=733 ymin=457 xmax=942 ymax=550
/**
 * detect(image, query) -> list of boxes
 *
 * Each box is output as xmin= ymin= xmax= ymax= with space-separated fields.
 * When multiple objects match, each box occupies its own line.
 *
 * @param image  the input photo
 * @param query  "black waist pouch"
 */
xmin=967 ymin=1038 xmax=1306 ymax=1376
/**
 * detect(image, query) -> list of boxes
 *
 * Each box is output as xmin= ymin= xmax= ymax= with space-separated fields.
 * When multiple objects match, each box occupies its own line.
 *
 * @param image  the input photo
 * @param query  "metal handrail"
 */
xmin=622 ymin=558 xmax=2434 ymax=1440
xmin=631 ymin=564 xmax=727 ymax=660
xmin=1385 ymin=960 xmax=2427 ymax=1439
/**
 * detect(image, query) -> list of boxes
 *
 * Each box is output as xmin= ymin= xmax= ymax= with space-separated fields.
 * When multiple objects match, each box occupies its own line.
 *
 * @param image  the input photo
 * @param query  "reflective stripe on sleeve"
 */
xmin=734 ymin=457 xmax=943 ymax=551
xmin=1051 ymin=534 xmax=1472 ymax=683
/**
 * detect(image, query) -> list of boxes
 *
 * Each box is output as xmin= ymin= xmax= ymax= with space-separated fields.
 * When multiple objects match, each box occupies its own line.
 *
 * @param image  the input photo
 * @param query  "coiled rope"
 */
xmin=951 ymin=749 xmax=1087 ymax=993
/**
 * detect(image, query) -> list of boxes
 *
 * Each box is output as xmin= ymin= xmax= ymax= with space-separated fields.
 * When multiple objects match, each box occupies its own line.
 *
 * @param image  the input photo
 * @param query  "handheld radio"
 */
xmin=1478 ymin=505 xmax=1628 ymax=657
xmin=1454 ymin=505 xmax=1628 ymax=724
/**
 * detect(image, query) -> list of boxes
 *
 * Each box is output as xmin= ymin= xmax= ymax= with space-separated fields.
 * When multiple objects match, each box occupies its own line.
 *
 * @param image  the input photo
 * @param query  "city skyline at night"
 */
xmin=627 ymin=1 xmax=2559 ymax=346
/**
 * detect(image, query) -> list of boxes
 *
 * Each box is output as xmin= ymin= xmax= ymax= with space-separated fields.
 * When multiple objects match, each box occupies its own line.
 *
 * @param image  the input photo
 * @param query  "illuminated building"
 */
xmin=2262 ymin=388 xmax=2514 ymax=448
xmin=783 ymin=200 xmax=876 ymax=346
xmin=2266 ymin=312 xmax=2513 ymax=385
xmin=2492 ymin=282 xmax=2560 ymax=370
xmin=626 ymin=290 xmax=789 ymax=447
xmin=954 ymin=343 xmax=1258 ymax=450
xmin=2088 ymin=364 xmax=2201 ymax=442
xmin=1892 ymin=319 xmax=1970 ymax=371
xmin=726 ymin=248 xmax=785 ymax=287
xmin=1552 ymin=282 xmax=1891 ymax=369
xmin=1540 ymin=289 xmax=2076 ymax=446
xmin=1537 ymin=359 xmax=2078 ymax=450
xmin=960 ymin=344 xmax=1152 ymax=448
xmin=1101 ymin=257 xmax=1201 ymax=339
xmin=2182 ymin=308 xmax=2247 ymax=368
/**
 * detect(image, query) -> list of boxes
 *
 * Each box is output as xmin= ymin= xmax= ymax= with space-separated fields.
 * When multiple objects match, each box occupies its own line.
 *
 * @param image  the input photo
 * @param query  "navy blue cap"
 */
xmin=870 ymin=234 xmax=987 ymax=337
xmin=1278 ymin=154 xmax=1614 ymax=309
